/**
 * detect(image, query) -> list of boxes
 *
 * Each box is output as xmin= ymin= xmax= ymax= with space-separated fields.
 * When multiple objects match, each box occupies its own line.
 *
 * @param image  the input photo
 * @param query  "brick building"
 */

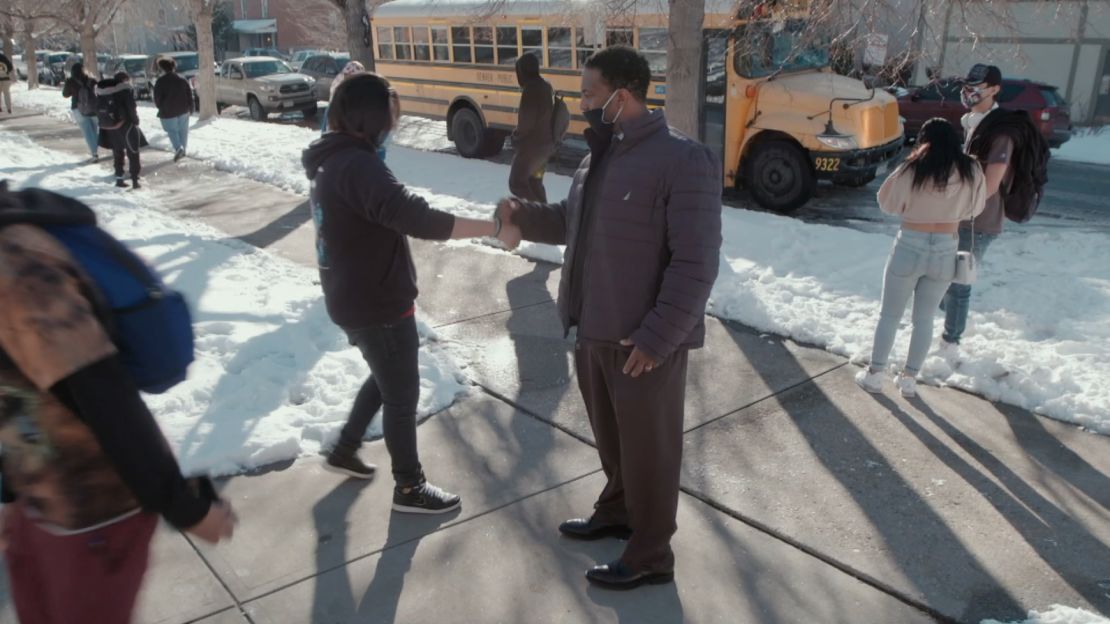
xmin=232 ymin=0 xmax=343 ymax=55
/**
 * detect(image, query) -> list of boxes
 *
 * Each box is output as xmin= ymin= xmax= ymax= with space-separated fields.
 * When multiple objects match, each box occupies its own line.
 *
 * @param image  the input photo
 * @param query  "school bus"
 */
xmin=371 ymin=0 xmax=904 ymax=212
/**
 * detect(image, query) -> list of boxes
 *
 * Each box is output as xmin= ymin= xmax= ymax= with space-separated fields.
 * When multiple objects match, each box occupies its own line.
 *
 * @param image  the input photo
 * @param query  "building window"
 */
xmin=413 ymin=26 xmax=431 ymax=61
xmin=432 ymin=27 xmax=450 ymax=62
xmin=496 ymin=26 xmax=517 ymax=65
xmin=240 ymin=0 xmax=247 ymax=18
xmin=261 ymin=0 xmax=269 ymax=19
xmin=474 ymin=26 xmax=494 ymax=64
xmin=607 ymin=28 xmax=634 ymax=47
xmin=451 ymin=27 xmax=472 ymax=63
xmin=394 ymin=26 xmax=412 ymax=60
xmin=639 ymin=28 xmax=668 ymax=75
xmin=546 ymin=27 xmax=572 ymax=68
xmin=576 ymin=29 xmax=598 ymax=68
xmin=521 ymin=27 xmax=542 ymax=64
xmin=377 ymin=26 xmax=394 ymax=60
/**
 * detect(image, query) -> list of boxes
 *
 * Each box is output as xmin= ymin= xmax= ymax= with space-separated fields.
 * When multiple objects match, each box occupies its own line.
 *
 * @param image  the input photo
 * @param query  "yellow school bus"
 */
xmin=372 ymin=0 xmax=904 ymax=212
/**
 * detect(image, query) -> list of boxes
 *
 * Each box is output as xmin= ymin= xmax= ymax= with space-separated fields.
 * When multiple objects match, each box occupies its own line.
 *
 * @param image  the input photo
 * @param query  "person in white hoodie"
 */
xmin=857 ymin=118 xmax=987 ymax=397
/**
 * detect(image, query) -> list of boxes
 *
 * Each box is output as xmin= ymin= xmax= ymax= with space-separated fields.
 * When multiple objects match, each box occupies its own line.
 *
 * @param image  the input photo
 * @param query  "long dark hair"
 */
xmin=906 ymin=118 xmax=978 ymax=190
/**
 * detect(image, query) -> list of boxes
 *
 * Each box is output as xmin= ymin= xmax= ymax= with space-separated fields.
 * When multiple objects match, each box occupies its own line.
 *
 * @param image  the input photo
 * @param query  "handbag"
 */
xmin=953 ymin=219 xmax=977 ymax=285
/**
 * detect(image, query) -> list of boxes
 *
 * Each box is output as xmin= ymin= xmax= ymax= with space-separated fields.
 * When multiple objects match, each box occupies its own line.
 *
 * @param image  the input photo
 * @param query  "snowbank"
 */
xmin=981 ymin=605 xmax=1110 ymax=624
xmin=0 ymin=129 xmax=468 ymax=476
xmin=1054 ymin=128 xmax=1110 ymax=167
xmin=11 ymin=83 xmax=1110 ymax=434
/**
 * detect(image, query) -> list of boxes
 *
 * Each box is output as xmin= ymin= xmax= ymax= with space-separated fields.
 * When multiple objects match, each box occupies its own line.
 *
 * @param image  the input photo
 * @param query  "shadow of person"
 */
xmin=355 ymin=507 xmax=462 ymax=623
xmin=310 ymin=478 xmax=373 ymax=620
xmin=586 ymin=577 xmax=685 ymax=623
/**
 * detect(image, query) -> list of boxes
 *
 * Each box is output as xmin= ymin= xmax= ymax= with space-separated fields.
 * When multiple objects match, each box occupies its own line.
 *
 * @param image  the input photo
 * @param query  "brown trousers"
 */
xmin=575 ymin=341 xmax=689 ymax=573
xmin=509 ymin=145 xmax=553 ymax=203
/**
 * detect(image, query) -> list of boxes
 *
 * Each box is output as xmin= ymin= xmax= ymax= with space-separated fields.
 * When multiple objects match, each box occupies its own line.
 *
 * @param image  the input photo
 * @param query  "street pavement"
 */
xmin=1 ymin=110 xmax=1107 ymax=624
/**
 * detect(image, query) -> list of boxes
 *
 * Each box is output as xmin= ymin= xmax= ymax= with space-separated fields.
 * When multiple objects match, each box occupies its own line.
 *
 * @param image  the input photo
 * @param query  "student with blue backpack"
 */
xmin=63 ymin=63 xmax=100 ymax=162
xmin=0 ymin=183 xmax=236 ymax=624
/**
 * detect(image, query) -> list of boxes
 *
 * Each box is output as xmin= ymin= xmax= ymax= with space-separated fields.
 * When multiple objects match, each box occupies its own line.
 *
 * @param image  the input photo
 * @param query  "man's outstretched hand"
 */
xmin=496 ymin=198 xmax=522 ymax=250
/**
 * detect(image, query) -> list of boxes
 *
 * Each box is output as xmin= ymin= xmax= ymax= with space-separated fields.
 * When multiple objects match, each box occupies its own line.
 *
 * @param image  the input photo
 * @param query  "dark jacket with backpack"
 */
xmin=513 ymin=54 xmax=556 ymax=151
xmin=96 ymin=78 xmax=148 ymax=150
xmin=302 ymin=133 xmax=456 ymax=328
xmin=153 ymin=71 xmax=193 ymax=119
xmin=63 ymin=74 xmax=97 ymax=114
xmin=968 ymin=108 xmax=1049 ymax=224
xmin=0 ymin=183 xmax=211 ymax=531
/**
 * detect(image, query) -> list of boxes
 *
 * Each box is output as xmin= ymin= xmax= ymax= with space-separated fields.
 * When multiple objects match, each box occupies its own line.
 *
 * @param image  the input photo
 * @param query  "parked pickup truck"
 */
xmin=215 ymin=57 xmax=317 ymax=121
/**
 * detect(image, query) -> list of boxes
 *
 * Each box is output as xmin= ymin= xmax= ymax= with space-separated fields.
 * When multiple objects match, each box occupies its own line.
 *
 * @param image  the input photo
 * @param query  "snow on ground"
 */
xmin=981 ymin=605 xmax=1110 ymax=624
xmin=11 ymin=83 xmax=1110 ymax=434
xmin=1054 ymin=127 xmax=1110 ymax=167
xmin=0 ymin=128 xmax=468 ymax=476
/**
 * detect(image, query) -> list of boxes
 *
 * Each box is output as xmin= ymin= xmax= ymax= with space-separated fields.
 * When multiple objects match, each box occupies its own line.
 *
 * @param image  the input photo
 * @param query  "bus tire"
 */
xmin=747 ymin=140 xmax=814 ymax=213
xmin=452 ymin=107 xmax=501 ymax=158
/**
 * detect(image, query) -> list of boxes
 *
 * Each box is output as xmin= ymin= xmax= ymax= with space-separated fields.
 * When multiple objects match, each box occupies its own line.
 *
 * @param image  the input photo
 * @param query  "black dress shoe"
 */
xmin=586 ymin=560 xmax=674 ymax=590
xmin=558 ymin=517 xmax=632 ymax=541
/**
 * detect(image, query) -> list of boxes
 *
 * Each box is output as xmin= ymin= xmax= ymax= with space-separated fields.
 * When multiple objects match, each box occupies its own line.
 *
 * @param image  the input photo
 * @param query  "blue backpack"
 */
xmin=0 ymin=184 xmax=194 ymax=393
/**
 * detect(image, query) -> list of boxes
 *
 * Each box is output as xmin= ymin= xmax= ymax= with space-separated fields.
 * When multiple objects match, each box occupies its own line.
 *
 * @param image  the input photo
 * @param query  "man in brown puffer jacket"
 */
xmin=509 ymin=52 xmax=556 ymax=202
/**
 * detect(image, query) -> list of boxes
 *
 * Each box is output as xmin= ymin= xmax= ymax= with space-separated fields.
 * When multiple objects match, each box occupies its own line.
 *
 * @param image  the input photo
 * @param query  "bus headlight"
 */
xmin=817 ymin=134 xmax=858 ymax=150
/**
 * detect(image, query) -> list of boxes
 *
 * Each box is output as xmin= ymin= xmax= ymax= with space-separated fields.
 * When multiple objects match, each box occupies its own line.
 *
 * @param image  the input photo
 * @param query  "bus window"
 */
xmin=413 ymin=27 xmax=431 ymax=61
xmin=734 ymin=19 xmax=829 ymax=78
xmin=607 ymin=28 xmax=633 ymax=47
xmin=522 ymin=27 xmax=543 ymax=62
xmin=394 ymin=26 xmax=413 ymax=61
xmin=496 ymin=26 xmax=518 ymax=65
xmin=451 ymin=27 xmax=472 ymax=63
xmin=432 ymin=27 xmax=450 ymax=62
xmin=576 ymin=29 xmax=598 ymax=68
xmin=474 ymin=26 xmax=494 ymax=64
xmin=547 ymin=27 xmax=572 ymax=68
xmin=377 ymin=26 xmax=394 ymax=60
xmin=639 ymin=28 xmax=667 ymax=76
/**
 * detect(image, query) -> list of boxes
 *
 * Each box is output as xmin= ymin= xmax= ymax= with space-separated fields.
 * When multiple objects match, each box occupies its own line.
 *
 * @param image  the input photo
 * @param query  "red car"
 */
xmin=897 ymin=78 xmax=1072 ymax=147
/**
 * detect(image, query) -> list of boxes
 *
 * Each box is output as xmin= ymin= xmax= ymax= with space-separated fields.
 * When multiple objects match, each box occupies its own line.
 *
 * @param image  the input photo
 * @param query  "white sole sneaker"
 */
xmin=854 ymin=369 xmax=885 ymax=394
xmin=896 ymin=375 xmax=918 ymax=398
xmin=391 ymin=500 xmax=461 ymax=515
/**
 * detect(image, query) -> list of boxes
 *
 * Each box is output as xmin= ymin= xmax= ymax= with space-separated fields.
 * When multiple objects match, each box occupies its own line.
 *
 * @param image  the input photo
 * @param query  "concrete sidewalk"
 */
xmin=1 ymin=110 xmax=1108 ymax=624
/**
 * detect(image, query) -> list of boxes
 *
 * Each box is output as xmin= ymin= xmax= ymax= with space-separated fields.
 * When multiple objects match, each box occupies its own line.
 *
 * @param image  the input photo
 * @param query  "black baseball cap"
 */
xmin=964 ymin=64 xmax=1002 ymax=87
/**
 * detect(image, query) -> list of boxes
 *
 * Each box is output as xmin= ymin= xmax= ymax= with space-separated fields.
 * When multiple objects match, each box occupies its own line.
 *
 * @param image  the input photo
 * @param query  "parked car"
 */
xmin=108 ymin=54 xmax=151 ymax=99
xmin=66 ymin=53 xmax=113 ymax=77
xmin=898 ymin=78 xmax=1073 ymax=147
xmin=215 ymin=57 xmax=317 ymax=121
xmin=20 ymin=51 xmax=70 ymax=85
xmin=243 ymin=48 xmax=289 ymax=61
xmin=289 ymin=49 xmax=324 ymax=71
xmin=150 ymin=51 xmax=203 ymax=110
xmin=297 ymin=53 xmax=351 ymax=101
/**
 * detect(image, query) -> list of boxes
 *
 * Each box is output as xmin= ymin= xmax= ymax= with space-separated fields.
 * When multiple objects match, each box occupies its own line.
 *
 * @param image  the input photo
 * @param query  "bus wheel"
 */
xmin=747 ymin=140 xmax=814 ymax=213
xmin=452 ymin=108 xmax=501 ymax=158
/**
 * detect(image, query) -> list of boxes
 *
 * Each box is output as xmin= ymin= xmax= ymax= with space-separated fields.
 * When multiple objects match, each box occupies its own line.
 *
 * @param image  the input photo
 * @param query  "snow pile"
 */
xmin=12 ymin=83 xmax=1110 ymax=434
xmin=0 ymin=129 xmax=468 ymax=476
xmin=1054 ymin=127 xmax=1110 ymax=167
xmin=981 ymin=605 xmax=1110 ymax=624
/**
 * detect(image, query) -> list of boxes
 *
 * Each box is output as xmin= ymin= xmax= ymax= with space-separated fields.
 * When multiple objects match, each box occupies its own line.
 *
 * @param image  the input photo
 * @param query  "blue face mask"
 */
xmin=376 ymin=130 xmax=390 ymax=161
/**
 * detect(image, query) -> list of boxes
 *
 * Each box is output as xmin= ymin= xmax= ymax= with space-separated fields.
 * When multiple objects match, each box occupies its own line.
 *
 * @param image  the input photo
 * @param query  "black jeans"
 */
xmin=337 ymin=315 xmax=423 ymax=486
xmin=109 ymin=124 xmax=141 ymax=179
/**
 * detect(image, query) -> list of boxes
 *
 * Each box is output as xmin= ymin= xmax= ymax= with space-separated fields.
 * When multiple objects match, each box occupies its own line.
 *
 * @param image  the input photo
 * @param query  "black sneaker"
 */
xmin=131 ymin=178 xmax=141 ymax=190
xmin=393 ymin=480 xmax=460 ymax=515
xmin=174 ymin=149 xmax=185 ymax=162
xmin=323 ymin=450 xmax=377 ymax=480
xmin=115 ymin=178 xmax=128 ymax=188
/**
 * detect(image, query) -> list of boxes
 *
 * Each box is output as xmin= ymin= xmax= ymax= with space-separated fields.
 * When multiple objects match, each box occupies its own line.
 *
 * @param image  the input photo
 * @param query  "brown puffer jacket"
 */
xmin=512 ymin=53 xmax=555 ymax=151
xmin=513 ymin=111 xmax=723 ymax=361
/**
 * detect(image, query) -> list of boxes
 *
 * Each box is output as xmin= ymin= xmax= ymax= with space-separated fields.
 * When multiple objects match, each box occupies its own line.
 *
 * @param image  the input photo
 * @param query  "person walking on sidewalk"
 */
xmin=302 ymin=72 xmax=511 ymax=515
xmin=856 ymin=118 xmax=986 ymax=398
xmin=153 ymin=57 xmax=193 ymax=162
xmin=498 ymin=46 xmax=723 ymax=590
xmin=0 ymin=190 xmax=236 ymax=624
xmin=97 ymin=71 xmax=148 ymax=189
xmin=0 ymin=52 xmax=14 ymax=114
xmin=508 ymin=52 xmax=556 ymax=202
xmin=939 ymin=64 xmax=1015 ymax=353
xmin=63 ymin=62 xmax=100 ymax=162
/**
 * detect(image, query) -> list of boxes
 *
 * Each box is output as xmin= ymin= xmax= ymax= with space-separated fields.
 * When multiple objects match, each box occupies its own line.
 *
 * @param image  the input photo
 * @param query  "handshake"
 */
xmin=493 ymin=197 xmax=524 ymax=251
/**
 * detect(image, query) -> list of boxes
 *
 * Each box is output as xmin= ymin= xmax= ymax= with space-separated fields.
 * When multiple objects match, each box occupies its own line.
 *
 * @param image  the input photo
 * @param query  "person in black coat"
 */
xmin=97 ymin=72 xmax=149 ymax=189
xmin=509 ymin=52 xmax=557 ymax=202
xmin=152 ymin=57 xmax=193 ymax=162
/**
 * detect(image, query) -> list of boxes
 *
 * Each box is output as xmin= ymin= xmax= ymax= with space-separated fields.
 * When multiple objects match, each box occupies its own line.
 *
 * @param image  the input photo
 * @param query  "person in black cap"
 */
xmin=939 ymin=63 xmax=1010 ymax=353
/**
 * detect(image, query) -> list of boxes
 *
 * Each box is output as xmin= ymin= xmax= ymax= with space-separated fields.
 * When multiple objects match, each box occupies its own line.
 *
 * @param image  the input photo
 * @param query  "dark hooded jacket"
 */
xmin=95 ymin=78 xmax=140 ymax=129
xmin=0 ymin=53 xmax=14 ymax=82
xmin=513 ymin=53 xmax=555 ymax=151
xmin=302 ymin=133 xmax=456 ymax=328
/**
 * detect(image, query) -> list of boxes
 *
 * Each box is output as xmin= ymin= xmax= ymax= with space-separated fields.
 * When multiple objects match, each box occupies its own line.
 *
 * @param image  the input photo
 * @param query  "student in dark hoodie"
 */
xmin=509 ymin=52 xmax=556 ymax=202
xmin=153 ymin=57 xmax=193 ymax=162
xmin=302 ymin=72 xmax=515 ymax=514
xmin=97 ymin=71 xmax=148 ymax=189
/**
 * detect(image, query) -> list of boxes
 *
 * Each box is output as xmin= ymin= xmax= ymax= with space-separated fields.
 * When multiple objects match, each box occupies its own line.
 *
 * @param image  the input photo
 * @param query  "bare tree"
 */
xmin=47 ymin=0 xmax=129 ymax=79
xmin=666 ymin=0 xmax=704 ymax=137
xmin=2 ymin=14 xmax=15 ymax=62
xmin=289 ymin=0 xmax=345 ymax=50
xmin=1 ymin=1 xmax=66 ymax=89
xmin=325 ymin=0 xmax=385 ymax=69
xmin=186 ymin=0 xmax=219 ymax=120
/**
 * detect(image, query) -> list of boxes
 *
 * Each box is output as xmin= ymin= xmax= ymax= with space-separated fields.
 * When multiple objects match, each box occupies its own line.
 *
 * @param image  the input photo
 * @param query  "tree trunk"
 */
xmin=665 ymin=0 xmax=705 ymax=139
xmin=80 ymin=24 xmax=99 ymax=79
xmin=193 ymin=3 xmax=218 ymax=120
xmin=2 ymin=16 xmax=14 ymax=63
xmin=343 ymin=0 xmax=375 ymax=71
xmin=23 ymin=20 xmax=38 ymax=90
